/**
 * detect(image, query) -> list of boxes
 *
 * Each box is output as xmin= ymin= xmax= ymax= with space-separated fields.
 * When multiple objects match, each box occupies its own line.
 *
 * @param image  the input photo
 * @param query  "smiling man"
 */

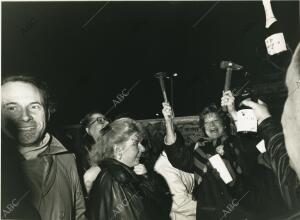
xmin=1 ymin=75 xmax=86 ymax=220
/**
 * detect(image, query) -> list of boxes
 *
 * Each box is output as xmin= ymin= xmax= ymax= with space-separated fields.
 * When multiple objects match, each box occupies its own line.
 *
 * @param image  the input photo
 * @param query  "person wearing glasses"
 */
xmin=79 ymin=112 xmax=109 ymax=194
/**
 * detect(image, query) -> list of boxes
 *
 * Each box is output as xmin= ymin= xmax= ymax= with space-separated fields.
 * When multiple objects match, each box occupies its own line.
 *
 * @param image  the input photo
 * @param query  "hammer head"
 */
xmin=154 ymin=72 xmax=168 ymax=79
xmin=220 ymin=61 xmax=243 ymax=71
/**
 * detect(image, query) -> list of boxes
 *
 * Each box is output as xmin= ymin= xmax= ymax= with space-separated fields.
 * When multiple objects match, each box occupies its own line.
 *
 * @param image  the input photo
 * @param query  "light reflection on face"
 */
xmin=203 ymin=113 xmax=225 ymax=139
xmin=86 ymin=113 xmax=109 ymax=141
xmin=118 ymin=133 xmax=145 ymax=167
xmin=1 ymin=82 xmax=47 ymax=147
xmin=281 ymin=44 xmax=300 ymax=180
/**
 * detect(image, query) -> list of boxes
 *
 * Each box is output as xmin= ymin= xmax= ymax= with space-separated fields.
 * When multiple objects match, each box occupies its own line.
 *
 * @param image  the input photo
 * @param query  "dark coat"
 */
xmin=164 ymin=131 xmax=284 ymax=220
xmin=87 ymin=158 xmax=171 ymax=220
xmin=2 ymin=135 xmax=40 ymax=219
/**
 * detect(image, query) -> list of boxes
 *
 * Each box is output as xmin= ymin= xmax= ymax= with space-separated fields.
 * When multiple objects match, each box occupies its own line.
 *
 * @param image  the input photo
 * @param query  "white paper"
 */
xmin=256 ymin=140 xmax=266 ymax=153
xmin=209 ymin=154 xmax=233 ymax=184
xmin=265 ymin=33 xmax=287 ymax=55
xmin=236 ymin=109 xmax=257 ymax=133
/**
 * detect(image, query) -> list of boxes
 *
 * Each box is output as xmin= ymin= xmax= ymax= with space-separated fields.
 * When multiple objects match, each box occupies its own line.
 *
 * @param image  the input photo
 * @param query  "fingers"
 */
xmin=222 ymin=90 xmax=234 ymax=97
xmin=162 ymin=102 xmax=170 ymax=107
xmin=257 ymin=99 xmax=266 ymax=105
xmin=221 ymin=90 xmax=236 ymax=114
xmin=221 ymin=91 xmax=234 ymax=102
xmin=162 ymin=102 xmax=173 ymax=119
xmin=133 ymin=164 xmax=147 ymax=175
xmin=240 ymin=99 xmax=258 ymax=109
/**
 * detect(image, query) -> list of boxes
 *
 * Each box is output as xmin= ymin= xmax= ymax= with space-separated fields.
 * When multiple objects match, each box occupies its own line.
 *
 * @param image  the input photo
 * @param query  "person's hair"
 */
xmin=89 ymin=117 xmax=144 ymax=165
xmin=79 ymin=111 xmax=106 ymax=150
xmin=80 ymin=111 xmax=104 ymax=129
xmin=1 ymin=75 xmax=55 ymax=114
xmin=198 ymin=103 xmax=230 ymax=136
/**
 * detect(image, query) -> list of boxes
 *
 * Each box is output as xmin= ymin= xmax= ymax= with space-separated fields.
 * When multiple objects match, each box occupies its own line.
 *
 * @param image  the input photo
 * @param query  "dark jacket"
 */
xmin=258 ymin=118 xmax=300 ymax=215
xmin=2 ymin=135 xmax=40 ymax=219
xmin=164 ymin=132 xmax=260 ymax=220
xmin=164 ymin=131 xmax=286 ymax=220
xmin=87 ymin=158 xmax=171 ymax=220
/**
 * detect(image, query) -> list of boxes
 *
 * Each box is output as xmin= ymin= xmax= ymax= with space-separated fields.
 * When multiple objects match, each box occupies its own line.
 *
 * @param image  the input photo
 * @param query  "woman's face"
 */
xmin=118 ymin=133 xmax=145 ymax=167
xmin=203 ymin=112 xmax=225 ymax=139
xmin=86 ymin=113 xmax=109 ymax=141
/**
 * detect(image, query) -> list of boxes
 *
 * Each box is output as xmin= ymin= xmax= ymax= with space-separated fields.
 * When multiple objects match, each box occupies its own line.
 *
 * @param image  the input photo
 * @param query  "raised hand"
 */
xmin=221 ymin=90 xmax=237 ymax=120
xmin=134 ymin=163 xmax=148 ymax=175
xmin=162 ymin=102 xmax=176 ymax=145
xmin=241 ymin=99 xmax=271 ymax=125
xmin=162 ymin=102 xmax=174 ymax=121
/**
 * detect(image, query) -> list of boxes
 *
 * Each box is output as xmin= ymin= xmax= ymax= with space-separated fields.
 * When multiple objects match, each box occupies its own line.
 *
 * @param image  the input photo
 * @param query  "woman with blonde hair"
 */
xmin=87 ymin=117 xmax=171 ymax=220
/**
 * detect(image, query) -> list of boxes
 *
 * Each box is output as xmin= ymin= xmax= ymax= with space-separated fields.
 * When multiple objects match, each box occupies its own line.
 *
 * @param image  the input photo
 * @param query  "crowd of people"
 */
xmin=2 ymin=0 xmax=300 ymax=218
xmin=1 ymin=42 xmax=300 ymax=220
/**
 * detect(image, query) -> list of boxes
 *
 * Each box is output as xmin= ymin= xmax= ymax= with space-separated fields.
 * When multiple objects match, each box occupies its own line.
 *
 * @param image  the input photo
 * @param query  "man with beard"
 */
xmin=1 ymin=75 xmax=86 ymax=220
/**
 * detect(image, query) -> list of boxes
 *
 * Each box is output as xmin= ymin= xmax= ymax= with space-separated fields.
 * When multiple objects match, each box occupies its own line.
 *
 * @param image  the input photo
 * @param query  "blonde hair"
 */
xmin=89 ymin=118 xmax=144 ymax=165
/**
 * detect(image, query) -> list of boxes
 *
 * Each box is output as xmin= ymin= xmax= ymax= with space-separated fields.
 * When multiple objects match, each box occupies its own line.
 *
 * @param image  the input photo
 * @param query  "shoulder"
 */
xmin=55 ymin=153 xmax=77 ymax=169
xmin=49 ymin=135 xmax=77 ymax=164
xmin=90 ymin=169 xmax=117 ymax=197
xmin=100 ymin=159 xmax=137 ymax=184
xmin=154 ymin=152 xmax=171 ymax=170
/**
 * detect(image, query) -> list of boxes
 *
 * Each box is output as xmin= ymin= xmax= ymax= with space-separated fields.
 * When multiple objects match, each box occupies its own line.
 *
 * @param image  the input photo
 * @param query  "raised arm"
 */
xmin=242 ymin=99 xmax=300 ymax=209
xmin=162 ymin=102 xmax=195 ymax=173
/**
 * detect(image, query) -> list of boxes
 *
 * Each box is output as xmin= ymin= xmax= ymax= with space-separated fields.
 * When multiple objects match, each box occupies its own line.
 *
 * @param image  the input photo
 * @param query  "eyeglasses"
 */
xmin=88 ymin=117 xmax=108 ymax=127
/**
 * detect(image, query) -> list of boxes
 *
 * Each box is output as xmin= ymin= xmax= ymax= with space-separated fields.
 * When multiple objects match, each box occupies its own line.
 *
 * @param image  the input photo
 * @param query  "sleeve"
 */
xmin=164 ymin=131 xmax=195 ymax=173
xmin=258 ymin=117 xmax=299 ymax=209
xmin=258 ymin=117 xmax=290 ymax=183
xmin=156 ymin=166 xmax=197 ymax=217
xmin=70 ymin=157 xmax=87 ymax=220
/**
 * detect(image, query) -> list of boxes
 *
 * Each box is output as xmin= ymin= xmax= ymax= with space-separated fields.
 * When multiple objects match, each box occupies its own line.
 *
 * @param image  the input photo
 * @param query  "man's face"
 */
xmin=281 ymin=44 xmax=300 ymax=180
xmin=203 ymin=112 xmax=225 ymax=139
xmin=1 ymin=81 xmax=47 ymax=147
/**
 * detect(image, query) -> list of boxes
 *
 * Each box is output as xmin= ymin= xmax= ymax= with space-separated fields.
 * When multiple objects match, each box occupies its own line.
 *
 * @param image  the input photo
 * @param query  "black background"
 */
xmin=2 ymin=1 xmax=299 ymax=127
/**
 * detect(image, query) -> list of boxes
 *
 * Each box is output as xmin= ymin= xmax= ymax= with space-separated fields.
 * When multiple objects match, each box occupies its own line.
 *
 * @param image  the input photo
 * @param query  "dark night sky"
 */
xmin=2 ymin=1 xmax=299 ymax=126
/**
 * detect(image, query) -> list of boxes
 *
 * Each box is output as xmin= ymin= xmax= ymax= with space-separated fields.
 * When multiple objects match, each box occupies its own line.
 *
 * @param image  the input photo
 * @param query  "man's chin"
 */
xmin=210 ymin=134 xmax=220 ymax=140
xmin=17 ymin=134 xmax=43 ymax=147
xmin=18 ymin=140 xmax=39 ymax=147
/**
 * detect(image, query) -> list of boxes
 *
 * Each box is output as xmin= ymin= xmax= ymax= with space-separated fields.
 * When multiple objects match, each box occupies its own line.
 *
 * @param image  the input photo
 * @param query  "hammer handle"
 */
xmin=158 ymin=77 xmax=169 ymax=103
xmin=224 ymin=68 xmax=233 ymax=91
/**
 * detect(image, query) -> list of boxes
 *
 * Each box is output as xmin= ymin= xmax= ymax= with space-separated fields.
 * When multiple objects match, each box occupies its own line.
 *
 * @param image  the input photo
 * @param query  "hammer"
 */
xmin=220 ymin=61 xmax=243 ymax=92
xmin=220 ymin=61 xmax=243 ymax=111
xmin=154 ymin=72 xmax=169 ymax=103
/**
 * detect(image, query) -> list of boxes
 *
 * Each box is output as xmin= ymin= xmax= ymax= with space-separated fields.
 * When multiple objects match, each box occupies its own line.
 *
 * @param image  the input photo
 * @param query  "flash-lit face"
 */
xmin=1 ymin=81 xmax=47 ymax=147
xmin=118 ymin=133 xmax=145 ymax=167
xmin=281 ymin=43 xmax=300 ymax=180
xmin=86 ymin=113 xmax=109 ymax=141
xmin=203 ymin=113 xmax=225 ymax=139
